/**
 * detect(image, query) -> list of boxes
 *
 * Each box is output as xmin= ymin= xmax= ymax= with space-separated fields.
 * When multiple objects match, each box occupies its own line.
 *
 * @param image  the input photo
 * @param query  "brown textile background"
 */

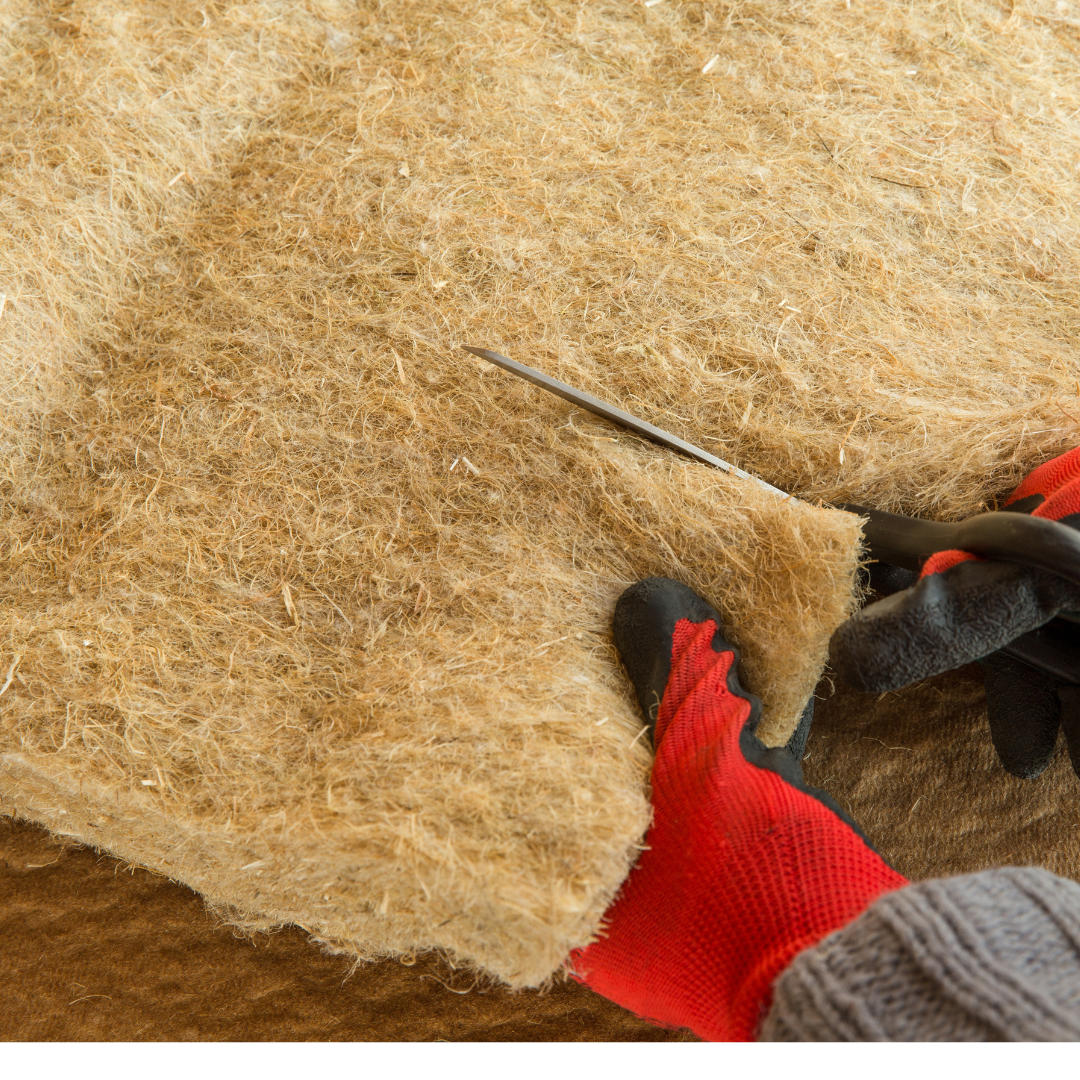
xmin=0 ymin=813 xmax=689 ymax=1042
xmin=802 ymin=666 xmax=1080 ymax=883
xmin=6 ymin=662 xmax=1079 ymax=1041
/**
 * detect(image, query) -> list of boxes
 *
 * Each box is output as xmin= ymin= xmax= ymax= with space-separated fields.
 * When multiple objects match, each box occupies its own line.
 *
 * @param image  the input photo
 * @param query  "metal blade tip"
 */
xmin=461 ymin=345 xmax=504 ymax=362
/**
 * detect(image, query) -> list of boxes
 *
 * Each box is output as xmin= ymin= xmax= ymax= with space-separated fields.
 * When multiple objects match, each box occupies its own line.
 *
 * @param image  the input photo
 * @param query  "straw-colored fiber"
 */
xmin=0 ymin=0 xmax=871 ymax=985
xmin=5 ymin=0 xmax=1080 ymax=985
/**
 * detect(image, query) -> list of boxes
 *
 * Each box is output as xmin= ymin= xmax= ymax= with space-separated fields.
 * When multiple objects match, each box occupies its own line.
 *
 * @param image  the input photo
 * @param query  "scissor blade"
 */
xmin=461 ymin=345 xmax=789 ymax=499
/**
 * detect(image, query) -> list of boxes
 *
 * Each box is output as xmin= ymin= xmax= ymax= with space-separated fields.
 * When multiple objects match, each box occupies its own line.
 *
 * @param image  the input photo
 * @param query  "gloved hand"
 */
xmin=830 ymin=445 xmax=1080 ymax=779
xmin=569 ymin=577 xmax=906 ymax=1041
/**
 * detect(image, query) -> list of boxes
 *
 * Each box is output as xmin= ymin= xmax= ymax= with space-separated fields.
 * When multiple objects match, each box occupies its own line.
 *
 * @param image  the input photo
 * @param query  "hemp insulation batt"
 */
xmin=1 ymin=0 xmax=1077 ymax=984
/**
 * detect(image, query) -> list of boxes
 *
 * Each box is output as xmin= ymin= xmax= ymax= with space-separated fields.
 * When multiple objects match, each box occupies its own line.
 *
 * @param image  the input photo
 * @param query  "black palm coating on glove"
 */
xmin=612 ymin=576 xmax=877 ymax=845
xmin=978 ymin=651 xmax=1063 ymax=779
xmin=1057 ymin=686 xmax=1080 ymax=778
xmin=977 ymin=652 xmax=1080 ymax=781
xmin=829 ymin=560 xmax=1080 ymax=694
xmin=831 ymin=507 xmax=1080 ymax=781
xmin=613 ymin=577 xmax=814 ymax=767
xmin=828 ymin=488 xmax=1080 ymax=781
xmin=614 ymin=576 xmax=727 ymax=738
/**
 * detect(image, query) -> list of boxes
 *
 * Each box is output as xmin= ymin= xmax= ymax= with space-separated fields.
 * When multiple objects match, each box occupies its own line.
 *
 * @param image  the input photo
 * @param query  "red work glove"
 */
xmin=569 ymin=578 xmax=906 ymax=1041
xmin=830 ymin=446 xmax=1080 ymax=778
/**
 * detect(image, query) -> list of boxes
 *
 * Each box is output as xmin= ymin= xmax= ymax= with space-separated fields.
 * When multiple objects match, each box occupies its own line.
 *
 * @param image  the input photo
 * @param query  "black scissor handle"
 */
xmin=840 ymin=503 xmax=1080 ymax=588
xmin=852 ymin=507 xmax=1080 ymax=686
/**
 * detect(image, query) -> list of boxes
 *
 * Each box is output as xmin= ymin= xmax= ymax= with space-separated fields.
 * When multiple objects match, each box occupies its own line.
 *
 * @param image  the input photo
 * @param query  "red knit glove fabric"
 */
xmin=920 ymin=445 xmax=1080 ymax=580
xmin=569 ymin=618 xmax=907 ymax=1041
xmin=1009 ymin=443 xmax=1080 ymax=519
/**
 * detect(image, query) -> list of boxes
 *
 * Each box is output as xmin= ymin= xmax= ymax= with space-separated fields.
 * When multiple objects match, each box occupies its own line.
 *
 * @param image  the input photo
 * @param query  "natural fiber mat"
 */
xmin=0 ymin=0 xmax=863 ymax=988
xmin=6 ymin=0 xmax=1080 ymax=989
xmin=5 ymin=666 xmax=1075 ymax=1040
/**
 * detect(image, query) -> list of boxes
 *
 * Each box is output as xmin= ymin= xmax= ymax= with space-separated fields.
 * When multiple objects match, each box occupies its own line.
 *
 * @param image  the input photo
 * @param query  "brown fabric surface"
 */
xmin=5 ymin=663 xmax=1078 ymax=1040
xmin=803 ymin=666 xmax=1080 ymax=882
xmin=0 ymin=814 xmax=691 ymax=1041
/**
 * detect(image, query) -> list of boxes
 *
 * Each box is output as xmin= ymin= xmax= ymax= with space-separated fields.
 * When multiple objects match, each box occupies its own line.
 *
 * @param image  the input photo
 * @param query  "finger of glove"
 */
xmin=652 ymin=616 xmax=872 ymax=836
xmin=1008 ymin=445 xmax=1080 ymax=508
xmin=1056 ymin=685 xmax=1080 ymax=781
xmin=829 ymin=560 xmax=1080 ymax=693
xmin=979 ymin=651 xmax=1061 ymax=779
xmin=920 ymin=548 xmax=983 ymax=579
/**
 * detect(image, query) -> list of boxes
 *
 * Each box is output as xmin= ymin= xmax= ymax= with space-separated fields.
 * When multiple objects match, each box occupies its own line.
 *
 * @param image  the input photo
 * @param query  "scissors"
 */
xmin=462 ymin=344 xmax=1080 ymax=684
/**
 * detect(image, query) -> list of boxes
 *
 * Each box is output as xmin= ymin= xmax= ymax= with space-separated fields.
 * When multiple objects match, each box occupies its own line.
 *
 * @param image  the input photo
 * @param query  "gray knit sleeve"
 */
xmin=760 ymin=866 xmax=1080 ymax=1041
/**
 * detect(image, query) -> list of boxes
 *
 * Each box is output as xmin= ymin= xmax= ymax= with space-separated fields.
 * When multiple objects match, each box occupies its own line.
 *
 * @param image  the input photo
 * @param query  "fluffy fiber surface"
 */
xmin=0 ymin=0 xmax=866 ymax=986
xmin=5 ymin=0 xmax=1080 ymax=986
